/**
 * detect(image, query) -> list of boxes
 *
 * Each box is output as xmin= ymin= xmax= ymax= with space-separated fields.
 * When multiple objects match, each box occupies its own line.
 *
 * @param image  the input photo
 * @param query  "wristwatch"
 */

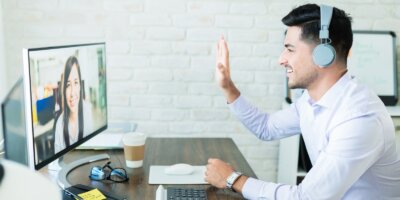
xmin=226 ymin=171 xmax=242 ymax=191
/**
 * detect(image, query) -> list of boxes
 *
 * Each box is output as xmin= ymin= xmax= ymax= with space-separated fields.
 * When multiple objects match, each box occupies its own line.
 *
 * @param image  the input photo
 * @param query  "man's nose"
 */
xmin=278 ymin=51 xmax=287 ymax=66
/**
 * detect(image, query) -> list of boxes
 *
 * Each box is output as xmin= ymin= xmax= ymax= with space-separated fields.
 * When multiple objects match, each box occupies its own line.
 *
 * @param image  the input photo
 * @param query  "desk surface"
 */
xmin=40 ymin=137 xmax=257 ymax=199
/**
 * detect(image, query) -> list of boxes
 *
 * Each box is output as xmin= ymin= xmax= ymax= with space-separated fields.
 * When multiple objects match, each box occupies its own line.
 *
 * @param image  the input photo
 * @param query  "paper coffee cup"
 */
xmin=122 ymin=132 xmax=146 ymax=168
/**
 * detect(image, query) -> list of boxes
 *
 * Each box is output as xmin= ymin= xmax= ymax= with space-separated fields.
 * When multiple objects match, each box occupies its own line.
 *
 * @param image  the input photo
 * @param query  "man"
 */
xmin=205 ymin=4 xmax=400 ymax=199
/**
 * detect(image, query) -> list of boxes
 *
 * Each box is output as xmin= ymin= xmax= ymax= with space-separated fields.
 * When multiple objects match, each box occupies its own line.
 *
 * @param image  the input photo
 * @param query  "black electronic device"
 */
xmin=167 ymin=187 xmax=208 ymax=200
xmin=63 ymin=184 xmax=127 ymax=200
xmin=0 ymin=43 xmax=111 ymax=189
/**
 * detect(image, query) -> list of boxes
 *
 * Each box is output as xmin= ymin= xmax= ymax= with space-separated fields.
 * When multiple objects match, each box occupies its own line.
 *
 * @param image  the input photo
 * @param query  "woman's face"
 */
xmin=66 ymin=64 xmax=81 ymax=115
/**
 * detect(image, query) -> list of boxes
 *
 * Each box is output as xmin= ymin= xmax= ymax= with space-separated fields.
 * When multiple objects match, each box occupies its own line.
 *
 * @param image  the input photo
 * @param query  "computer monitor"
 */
xmin=348 ymin=30 xmax=398 ymax=105
xmin=1 ymin=77 xmax=28 ymax=166
xmin=22 ymin=43 xmax=108 ymax=175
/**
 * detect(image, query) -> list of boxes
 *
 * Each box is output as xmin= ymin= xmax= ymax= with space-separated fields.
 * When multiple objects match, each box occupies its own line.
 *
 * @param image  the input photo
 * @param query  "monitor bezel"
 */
xmin=22 ymin=42 xmax=108 ymax=170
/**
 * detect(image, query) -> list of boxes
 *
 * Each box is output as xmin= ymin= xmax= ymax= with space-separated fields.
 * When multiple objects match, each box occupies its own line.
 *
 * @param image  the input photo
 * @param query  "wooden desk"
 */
xmin=40 ymin=137 xmax=257 ymax=199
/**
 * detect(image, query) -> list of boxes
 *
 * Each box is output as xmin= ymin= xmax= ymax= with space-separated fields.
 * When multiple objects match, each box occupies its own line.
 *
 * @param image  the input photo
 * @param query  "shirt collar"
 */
xmin=306 ymin=71 xmax=352 ymax=108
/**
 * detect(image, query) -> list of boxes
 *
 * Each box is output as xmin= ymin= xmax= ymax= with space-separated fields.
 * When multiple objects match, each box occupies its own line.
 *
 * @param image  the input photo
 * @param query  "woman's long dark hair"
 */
xmin=62 ymin=56 xmax=84 ymax=147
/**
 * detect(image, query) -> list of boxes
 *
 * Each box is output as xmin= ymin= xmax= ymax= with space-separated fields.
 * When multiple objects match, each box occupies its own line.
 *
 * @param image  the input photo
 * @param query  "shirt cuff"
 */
xmin=242 ymin=177 xmax=280 ymax=200
xmin=228 ymin=95 xmax=250 ymax=115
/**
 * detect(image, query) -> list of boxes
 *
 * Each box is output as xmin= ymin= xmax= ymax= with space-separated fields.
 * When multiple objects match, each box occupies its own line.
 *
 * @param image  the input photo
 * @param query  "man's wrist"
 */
xmin=224 ymin=83 xmax=240 ymax=104
xmin=226 ymin=171 xmax=242 ymax=192
xmin=232 ymin=175 xmax=248 ymax=193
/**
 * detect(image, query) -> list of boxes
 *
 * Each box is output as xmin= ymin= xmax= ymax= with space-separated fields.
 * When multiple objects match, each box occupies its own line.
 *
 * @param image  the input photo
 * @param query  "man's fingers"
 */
xmin=222 ymin=39 xmax=229 ymax=58
xmin=216 ymin=35 xmax=229 ymax=70
xmin=218 ymin=39 xmax=223 ymax=58
xmin=208 ymin=158 xmax=220 ymax=164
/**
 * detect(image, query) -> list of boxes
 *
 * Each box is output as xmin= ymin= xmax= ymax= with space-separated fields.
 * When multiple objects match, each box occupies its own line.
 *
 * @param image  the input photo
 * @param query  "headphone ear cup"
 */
xmin=312 ymin=44 xmax=336 ymax=67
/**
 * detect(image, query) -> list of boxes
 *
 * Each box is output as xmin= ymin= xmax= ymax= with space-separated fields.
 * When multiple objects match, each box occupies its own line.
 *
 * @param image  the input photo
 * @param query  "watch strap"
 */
xmin=226 ymin=171 xmax=242 ymax=191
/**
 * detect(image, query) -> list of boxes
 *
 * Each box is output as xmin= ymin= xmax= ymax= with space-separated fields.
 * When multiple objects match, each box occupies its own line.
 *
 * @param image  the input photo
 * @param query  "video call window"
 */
xmin=25 ymin=43 xmax=107 ymax=169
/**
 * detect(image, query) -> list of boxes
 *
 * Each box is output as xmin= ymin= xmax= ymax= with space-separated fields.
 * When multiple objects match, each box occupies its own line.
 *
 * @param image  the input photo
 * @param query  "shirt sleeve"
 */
xmin=241 ymin=115 xmax=384 ymax=200
xmin=229 ymin=95 xmax=301 ymax=141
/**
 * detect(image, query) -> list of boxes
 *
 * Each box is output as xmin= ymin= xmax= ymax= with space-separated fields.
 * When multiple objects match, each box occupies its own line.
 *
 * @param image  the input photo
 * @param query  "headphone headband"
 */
xmin=319 ymin=5 xmax=333 ymax=40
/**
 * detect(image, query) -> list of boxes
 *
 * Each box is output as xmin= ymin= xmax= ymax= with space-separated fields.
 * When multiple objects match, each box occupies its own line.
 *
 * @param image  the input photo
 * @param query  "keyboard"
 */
xmin=167 ymin=187 xmax=208 ymax=200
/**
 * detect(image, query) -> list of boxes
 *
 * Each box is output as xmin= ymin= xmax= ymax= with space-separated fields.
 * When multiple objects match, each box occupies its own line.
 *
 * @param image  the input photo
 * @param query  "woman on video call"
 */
xmin=54 ymin=56 xmax=93 ymax=153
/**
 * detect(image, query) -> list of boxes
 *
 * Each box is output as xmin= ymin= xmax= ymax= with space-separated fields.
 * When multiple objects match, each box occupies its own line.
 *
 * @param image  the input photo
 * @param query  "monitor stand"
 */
xmin=49 ymin=154 xmax=110 ymax=189
xmin=48 ymin=157 xmax=65 ymax=171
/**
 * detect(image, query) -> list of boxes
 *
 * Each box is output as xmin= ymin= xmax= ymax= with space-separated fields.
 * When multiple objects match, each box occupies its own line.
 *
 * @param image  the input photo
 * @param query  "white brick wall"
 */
xmin=0 ymin=3 xmax=5 ymax=100
xmin=1 ymin=0 xmax=400 ymax=184
xmin=0 ymin=2 xmax=5 ymax=147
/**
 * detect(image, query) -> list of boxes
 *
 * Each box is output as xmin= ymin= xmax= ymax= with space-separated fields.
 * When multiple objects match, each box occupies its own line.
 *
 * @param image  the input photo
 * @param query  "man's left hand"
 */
xmin=204 ymin=158 xmax=234 ymax=188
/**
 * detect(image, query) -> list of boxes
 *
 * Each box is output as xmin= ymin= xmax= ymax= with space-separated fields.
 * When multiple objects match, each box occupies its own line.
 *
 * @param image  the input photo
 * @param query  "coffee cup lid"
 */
xmin=122 ymin=132 xmax=146 ymax=146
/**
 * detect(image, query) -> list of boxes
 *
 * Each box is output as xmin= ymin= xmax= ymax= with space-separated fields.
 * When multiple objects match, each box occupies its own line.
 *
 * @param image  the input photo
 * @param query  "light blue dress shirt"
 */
xmin=229 ymin=72 xmax=400 ymax=200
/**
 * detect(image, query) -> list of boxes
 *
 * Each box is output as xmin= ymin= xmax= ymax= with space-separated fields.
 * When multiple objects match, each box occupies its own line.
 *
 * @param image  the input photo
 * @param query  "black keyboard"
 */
xmin=167 ymin=187 xmax=208 ymax=200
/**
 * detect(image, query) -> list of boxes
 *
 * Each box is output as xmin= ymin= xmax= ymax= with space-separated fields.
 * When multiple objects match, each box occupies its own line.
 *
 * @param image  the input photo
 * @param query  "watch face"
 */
xmin=226 ymin=171 xmax=242 ymax=188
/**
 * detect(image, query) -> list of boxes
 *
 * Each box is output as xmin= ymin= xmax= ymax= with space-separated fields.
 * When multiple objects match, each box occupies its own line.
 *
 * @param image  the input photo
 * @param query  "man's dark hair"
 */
xmin=282 ymin=4 xmax=353 ymax=64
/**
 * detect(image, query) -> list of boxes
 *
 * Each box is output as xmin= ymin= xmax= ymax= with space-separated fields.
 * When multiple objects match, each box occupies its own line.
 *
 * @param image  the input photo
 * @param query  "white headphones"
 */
xmin=312 ymin=5 xmax=336 ymax=67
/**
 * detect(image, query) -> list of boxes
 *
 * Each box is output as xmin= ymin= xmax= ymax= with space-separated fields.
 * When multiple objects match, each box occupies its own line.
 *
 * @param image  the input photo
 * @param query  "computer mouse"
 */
xmin=164 ymin=163 xmax=194 ymax=175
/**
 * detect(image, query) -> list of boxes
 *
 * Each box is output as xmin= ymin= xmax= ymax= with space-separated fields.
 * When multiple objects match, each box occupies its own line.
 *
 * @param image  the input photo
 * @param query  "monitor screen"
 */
xmin=347 ymin=31 xmax=398 ymax=105
xmin=1 ymin=78 xmax=28 ymax=165
xmin=22 ymin=43 xmax=107 ymax=170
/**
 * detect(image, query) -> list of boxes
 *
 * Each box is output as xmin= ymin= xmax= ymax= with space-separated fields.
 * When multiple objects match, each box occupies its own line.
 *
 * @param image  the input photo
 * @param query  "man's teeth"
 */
xmin=287 ymin=69 xmax=293 ymax=73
